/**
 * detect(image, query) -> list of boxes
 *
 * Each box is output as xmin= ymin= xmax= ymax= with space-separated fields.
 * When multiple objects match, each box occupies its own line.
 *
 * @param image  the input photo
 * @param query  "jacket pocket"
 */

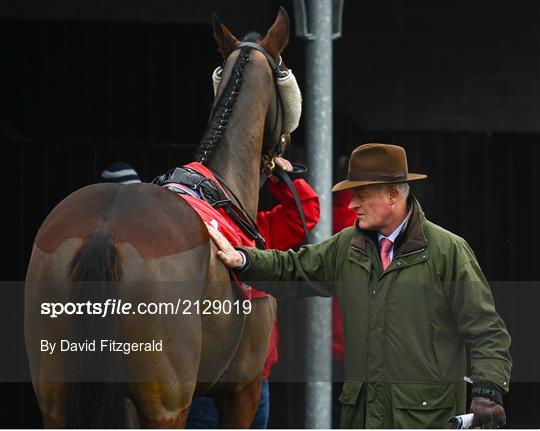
xmin=338 ymin=380 xmax=364 ymax=405
xmin=391 ymin=382 xmax=455 ymax=429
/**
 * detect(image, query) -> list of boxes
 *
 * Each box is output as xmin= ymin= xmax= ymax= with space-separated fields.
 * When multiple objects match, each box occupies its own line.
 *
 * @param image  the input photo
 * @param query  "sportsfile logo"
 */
xmin=40 ymin=298 xmax=252 ymax=318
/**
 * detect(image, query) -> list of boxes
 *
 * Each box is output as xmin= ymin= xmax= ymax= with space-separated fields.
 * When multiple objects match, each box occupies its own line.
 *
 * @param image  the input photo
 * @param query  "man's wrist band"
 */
xmin=471 ymin=384 xmax=503 ymax=406
xmin=235 ymin=250 xmax=249 ymax=273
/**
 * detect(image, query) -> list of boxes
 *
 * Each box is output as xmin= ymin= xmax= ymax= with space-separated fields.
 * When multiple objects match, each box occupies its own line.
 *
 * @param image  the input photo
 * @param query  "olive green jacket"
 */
xmin=239 ymin=197 xmax=511 ymax=428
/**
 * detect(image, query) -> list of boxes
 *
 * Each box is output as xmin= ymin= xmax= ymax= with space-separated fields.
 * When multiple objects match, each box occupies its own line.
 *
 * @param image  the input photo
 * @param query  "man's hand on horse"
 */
xmin=205 ymin=222 xmax=245 ymax=269
xmin=269 ymin=156 xmax=293 ymax=183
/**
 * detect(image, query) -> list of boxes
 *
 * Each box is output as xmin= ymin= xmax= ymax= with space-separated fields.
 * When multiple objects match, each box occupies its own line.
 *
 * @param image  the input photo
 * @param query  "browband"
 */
xmin=235 ymin=42 xmax=282 ymax=77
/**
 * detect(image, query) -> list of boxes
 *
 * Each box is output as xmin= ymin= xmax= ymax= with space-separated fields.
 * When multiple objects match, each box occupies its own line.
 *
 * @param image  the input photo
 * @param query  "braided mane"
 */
xmin=196 ymin=33 xmax=262 ymax=164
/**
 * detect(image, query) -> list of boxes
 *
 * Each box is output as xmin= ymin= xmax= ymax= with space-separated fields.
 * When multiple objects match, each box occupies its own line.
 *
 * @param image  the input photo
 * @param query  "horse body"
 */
xmin=27 ymin=184 xmax=205 ymax=427
xmin=26 ymin=9 xmax=290 ymax=428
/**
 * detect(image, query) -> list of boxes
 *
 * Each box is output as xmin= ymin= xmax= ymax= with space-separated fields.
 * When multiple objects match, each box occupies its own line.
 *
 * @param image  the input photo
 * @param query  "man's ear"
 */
xmin=387 ymin=185 xmax=399 ymax=205
xmin=259 ymin=7 xmax=290 ymax=61
xmin=213 ymin=14 xmax=239 ymax=59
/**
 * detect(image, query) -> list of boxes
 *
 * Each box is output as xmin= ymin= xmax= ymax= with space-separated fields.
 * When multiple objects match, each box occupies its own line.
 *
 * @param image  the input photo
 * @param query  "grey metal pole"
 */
xmin=304 ymin=0 xmax=333 ymax=428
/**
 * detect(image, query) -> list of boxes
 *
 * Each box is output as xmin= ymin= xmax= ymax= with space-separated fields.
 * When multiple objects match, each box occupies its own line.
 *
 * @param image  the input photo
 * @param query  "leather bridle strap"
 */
xmin=234 ymin=41 xmax=285 ymax=175
xmin=273 ymin=169 xmax=310 ymax=245
xmin=235 ymin=42 xmax=282 ymax=77
xmin=208 ymin=167 xmax=267 ymax=250
xmin=210 ymin=42 xmax=308 ymax=248
xmin=258 ymin=162 xmax=310 ymax=245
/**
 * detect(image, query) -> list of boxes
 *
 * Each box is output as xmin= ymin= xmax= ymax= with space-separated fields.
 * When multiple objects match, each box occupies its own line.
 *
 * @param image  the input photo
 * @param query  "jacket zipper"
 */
xmin=350 ymin=244 xmax=427 ymax=384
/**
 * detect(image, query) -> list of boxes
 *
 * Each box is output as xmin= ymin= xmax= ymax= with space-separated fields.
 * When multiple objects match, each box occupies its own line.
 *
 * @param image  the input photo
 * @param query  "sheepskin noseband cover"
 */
xmin=211 ymin=66 xmax=302 ymax=134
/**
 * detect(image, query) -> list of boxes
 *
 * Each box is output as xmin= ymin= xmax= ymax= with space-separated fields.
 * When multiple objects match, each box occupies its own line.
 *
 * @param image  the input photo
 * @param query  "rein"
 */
xmin=193 ymin=41 xmax=310 ymax=247
xmin=207 ymin=167 xmax=267 ymax=249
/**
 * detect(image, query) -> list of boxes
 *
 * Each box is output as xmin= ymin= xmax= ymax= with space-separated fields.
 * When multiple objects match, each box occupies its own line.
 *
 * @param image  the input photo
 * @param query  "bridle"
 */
xmin=155 ymin=38 xmax=307 ymax=250
xmin=206 ymin=41 xmax=309 ymax=247
xmin=218 ymin=41 xmax=289 ymax=175
xmin=234 ymin=41 xmax=285 ymax=77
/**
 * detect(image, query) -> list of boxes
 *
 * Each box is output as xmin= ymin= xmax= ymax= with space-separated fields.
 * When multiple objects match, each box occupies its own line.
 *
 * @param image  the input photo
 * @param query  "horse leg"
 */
xmin=137 ymin=407 xmax=189 ymax=429
xmin=32 ymin=382 xmax=65 ymax=428
xmin=26 ymin=241 xmax=80 ymax=428
xmin=213 ymin=374 xmax=264 ymax=428
xmin=194 ymin=240 xmax=249 ymax=398
xmin=213 ymin=296 xmax=276 ymax=428
xmin=121 ymin=243 xmax=206 ymax=429
xmin=140 ymin=409 xmax=190 ymax=428
xmin=127 ymin=383 xmax=193 ymax=429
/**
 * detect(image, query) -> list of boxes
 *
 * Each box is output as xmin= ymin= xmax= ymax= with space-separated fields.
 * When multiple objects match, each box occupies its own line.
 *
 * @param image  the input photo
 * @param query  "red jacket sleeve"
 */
xmin=257 ymin=179 xmax=320 ymax=379
xmin=257 ymin=178 xmax=320 ymax=250
xmin=262 ymin=318 xmax=279 ymax=380
xmin=331 ymin=190 xmax=357 ymax=361
xmin=332 ymin=190 xmax=357 ymax=233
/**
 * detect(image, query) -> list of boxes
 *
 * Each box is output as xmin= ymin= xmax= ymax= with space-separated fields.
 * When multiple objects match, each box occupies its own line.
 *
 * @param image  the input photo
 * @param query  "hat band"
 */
xmin=348 ymin=170 xmax=407 ymax=182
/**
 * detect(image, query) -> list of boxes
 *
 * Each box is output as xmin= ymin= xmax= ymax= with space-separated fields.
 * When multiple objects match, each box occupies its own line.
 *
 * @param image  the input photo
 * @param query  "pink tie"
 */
xmin=380 ymin=238 xmax=393 ymax=271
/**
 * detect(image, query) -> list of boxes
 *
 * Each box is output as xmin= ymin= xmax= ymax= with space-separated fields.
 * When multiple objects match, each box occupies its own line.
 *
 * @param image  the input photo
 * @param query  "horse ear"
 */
xmin=213 ymin=13 xmax=239 ymax=59
xmin=260 ymin=7 xmax=290 ymax=60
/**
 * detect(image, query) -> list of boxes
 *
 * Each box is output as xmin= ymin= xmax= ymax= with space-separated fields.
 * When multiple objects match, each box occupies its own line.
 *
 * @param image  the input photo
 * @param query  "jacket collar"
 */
xmin=350 ymin=194 xmax=428 ymax=256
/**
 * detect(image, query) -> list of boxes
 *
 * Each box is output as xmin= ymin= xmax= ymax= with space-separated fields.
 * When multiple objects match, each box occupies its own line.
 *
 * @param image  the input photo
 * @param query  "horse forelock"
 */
xmin=242 ymin=32 xmax=262 ymax=42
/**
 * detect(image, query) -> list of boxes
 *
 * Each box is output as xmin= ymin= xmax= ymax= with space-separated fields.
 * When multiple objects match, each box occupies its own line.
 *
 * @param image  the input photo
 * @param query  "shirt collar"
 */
xmin=378 ymin=206 xmax=413 ymax=245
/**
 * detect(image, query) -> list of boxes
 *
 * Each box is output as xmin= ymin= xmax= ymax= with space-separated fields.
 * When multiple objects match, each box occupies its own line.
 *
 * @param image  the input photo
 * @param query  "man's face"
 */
xmin=348 ymin=184 xmax=392 ymax=232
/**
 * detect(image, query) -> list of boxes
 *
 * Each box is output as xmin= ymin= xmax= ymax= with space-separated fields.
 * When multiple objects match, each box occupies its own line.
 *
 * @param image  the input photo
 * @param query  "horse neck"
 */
xmin=206 ymin=61 xmax=275 ymax=220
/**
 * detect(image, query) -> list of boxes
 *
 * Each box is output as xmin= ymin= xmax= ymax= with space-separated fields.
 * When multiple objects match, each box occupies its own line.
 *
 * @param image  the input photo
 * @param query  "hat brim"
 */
xmin=331 ymin=173 xmax=428 ymax=192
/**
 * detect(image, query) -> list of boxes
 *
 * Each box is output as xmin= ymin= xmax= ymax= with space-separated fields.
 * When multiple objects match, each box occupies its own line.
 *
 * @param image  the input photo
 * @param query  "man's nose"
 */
xmin=348 ymin=197 xmax=359 ymax=211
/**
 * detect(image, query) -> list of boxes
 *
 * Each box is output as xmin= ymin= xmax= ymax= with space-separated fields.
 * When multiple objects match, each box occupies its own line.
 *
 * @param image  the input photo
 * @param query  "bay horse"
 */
xmin=25 ymin=9 xmax=294 ymax=428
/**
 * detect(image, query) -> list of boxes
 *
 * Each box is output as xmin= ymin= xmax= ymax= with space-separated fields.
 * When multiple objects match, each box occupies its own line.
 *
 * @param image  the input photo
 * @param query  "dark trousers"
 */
xmin=332 ymin=360 xmax=345 ymax=428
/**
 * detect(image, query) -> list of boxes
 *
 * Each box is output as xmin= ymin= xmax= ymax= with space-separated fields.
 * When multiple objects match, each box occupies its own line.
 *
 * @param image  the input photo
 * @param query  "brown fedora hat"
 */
xmin=332 ymin=143 xmax=427 ymax=192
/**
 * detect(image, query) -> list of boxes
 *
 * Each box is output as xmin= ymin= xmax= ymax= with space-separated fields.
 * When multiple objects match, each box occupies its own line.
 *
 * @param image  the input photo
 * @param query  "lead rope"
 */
xmin=273 ymin=168 xmax=310 ymax=244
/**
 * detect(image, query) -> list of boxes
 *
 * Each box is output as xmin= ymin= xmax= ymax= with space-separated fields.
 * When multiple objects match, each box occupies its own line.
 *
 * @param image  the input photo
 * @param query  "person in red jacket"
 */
xmin=331 ymin=156 xmax=358 ymax=428
xmin=187 ymin=156 xmax=320 ymax=429
xmin=331 ymin=188 xmax=357 ymax=362
xmin=257 ymin=157 xmax=320 ymax=393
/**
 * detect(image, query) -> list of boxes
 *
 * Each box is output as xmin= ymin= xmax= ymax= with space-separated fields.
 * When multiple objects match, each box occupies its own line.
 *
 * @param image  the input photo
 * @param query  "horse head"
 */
xmin=196 ymin=9 xmax=301 ymax=212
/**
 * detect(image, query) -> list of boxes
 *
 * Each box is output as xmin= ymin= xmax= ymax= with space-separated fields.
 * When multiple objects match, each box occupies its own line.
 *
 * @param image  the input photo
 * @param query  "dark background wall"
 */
xmin=334 ymin=1 xmax=540 ymax=132
xmin=4 ymin=0 xmax=540 ymax=134
xmin=1 ymin=0 xmax=540 ymax=428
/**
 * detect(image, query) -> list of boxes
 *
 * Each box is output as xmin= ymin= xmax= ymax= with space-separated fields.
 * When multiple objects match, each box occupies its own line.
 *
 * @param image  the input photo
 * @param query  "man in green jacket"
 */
xmin=207 ymin=143 xmax=511 ymax=429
